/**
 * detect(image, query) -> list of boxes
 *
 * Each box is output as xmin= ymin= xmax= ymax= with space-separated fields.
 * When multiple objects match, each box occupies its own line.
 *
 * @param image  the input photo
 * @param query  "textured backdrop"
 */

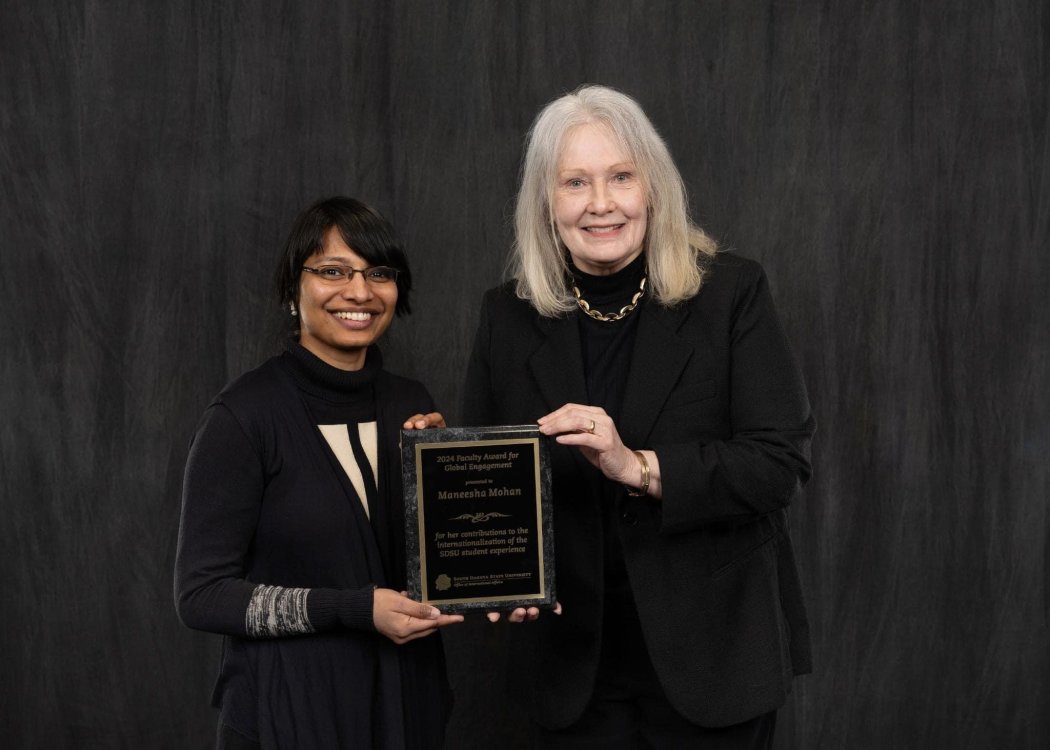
xmin=2 ymin=2 xmax=1047 ymax=748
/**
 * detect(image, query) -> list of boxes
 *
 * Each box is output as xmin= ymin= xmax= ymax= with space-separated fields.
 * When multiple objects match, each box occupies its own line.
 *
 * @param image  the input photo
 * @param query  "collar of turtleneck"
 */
xmin=570 ymin=252 xmax=648 ymax=312
xmin=281 ymin=338 xmax=381 ymax=403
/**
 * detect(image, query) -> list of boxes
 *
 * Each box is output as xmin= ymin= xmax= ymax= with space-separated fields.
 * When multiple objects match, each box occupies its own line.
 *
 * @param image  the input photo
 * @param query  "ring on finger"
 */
xmin=587 ymin=419 xmax=596 ymax=433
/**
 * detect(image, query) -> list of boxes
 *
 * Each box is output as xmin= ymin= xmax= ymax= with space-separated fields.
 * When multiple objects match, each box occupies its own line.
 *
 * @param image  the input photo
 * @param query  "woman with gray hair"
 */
xmin=464 ymin=85 xmax=815 ymax=747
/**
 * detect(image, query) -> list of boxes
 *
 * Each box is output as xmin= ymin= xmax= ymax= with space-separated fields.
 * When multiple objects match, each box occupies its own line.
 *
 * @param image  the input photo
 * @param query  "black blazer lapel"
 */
xmin=527 ymin=314 xmax=595 ymax=478
xmin=619 ymin=303 xmax=694 ymax=448
xmin=527 ymin=314 xmax=589 ymax=412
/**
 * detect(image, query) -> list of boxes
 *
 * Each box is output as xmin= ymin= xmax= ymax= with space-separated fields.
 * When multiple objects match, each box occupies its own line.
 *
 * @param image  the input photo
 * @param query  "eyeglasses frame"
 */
xmin=301 ymin=264 xmax=401 ymax=284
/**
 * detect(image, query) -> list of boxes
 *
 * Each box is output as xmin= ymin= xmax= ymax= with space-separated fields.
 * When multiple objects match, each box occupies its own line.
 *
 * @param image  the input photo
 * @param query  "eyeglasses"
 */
xmin=302 ymin=264 xmax=400 ymax=284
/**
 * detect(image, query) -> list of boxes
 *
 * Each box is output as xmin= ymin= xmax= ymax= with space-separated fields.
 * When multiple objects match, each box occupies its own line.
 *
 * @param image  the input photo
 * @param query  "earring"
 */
xmin=289 ymin=302 xmax=298 ymax=317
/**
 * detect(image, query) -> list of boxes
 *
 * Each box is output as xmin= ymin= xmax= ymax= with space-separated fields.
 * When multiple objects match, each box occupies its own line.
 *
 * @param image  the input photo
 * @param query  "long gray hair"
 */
xmin=509 ymin=84 xmax=716 ymax=317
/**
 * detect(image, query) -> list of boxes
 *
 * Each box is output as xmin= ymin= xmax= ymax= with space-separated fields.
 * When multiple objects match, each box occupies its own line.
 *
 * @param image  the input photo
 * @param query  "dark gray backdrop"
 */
xmin=2 ymin=2 xmax=1047 ymax=748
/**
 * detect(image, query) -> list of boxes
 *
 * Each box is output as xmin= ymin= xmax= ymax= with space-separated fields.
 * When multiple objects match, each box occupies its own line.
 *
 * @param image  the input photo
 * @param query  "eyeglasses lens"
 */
xmin=312 ymin=265 xmax=398 ymax=283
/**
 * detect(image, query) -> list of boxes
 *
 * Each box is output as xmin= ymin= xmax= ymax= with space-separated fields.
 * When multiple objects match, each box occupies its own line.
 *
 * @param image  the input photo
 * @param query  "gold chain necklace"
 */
xmin=572 ymin=276 xmax=647 ymax=322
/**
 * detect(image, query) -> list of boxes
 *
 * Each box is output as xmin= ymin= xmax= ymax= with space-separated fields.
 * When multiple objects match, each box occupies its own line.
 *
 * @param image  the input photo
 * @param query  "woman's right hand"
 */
xmin=402 ymin=412 xmax=447 ymax=430
xmin=373 ymin=588 xmax=463 ymax=644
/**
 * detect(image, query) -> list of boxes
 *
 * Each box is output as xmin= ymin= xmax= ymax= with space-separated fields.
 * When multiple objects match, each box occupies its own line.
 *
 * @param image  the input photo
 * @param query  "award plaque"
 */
xmin=401 ymin=425 xmax=555 ymax=613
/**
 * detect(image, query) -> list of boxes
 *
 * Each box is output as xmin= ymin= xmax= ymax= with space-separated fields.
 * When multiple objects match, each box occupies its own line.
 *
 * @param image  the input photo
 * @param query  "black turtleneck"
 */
xmin=571 ymin=253 xmax=653 ymax=674
xmin=571 ymin=252 xmax=647 ymax=423
xmin=282 ymin=338 xmax=380 ymax=426
xmin=281 ymin=338 xmax=383 ymax=557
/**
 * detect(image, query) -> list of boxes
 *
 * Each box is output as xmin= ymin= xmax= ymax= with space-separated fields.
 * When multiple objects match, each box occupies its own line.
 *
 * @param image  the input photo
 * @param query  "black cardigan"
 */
xmin=464 ymin=252 xmax=815 ymax=728
xmin=175 ymin=346 xmax=449 ymax=749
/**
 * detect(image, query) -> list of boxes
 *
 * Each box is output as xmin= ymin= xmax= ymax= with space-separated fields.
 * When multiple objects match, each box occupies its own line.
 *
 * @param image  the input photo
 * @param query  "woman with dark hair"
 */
xmin=465 ymin=86 xmax=816 ymax=747
xmin=176 ymin=196 xmax=461 ymax=749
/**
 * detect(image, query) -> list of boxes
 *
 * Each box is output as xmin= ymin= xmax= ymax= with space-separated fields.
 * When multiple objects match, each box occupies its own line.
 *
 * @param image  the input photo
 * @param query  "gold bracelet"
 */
xmin=625 ymin=450 xmax=650 ymax=497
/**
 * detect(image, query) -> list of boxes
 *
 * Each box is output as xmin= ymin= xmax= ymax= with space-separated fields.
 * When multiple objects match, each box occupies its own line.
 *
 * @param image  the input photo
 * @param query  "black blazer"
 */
xmin=463 ymin=253 xmax=815 ymax=728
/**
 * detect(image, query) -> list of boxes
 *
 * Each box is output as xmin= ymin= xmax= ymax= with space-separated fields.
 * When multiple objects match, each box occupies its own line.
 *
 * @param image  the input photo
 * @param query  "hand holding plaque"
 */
xmin=401 ymin=425 xmax=556 ymax=614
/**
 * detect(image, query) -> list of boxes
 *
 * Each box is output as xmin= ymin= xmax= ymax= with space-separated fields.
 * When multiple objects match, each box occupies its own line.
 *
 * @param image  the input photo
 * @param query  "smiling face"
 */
xmin=297 ymin=226 xmax=398 ymax=370
xmin=552 ymin=122 xmax=648 ymax=276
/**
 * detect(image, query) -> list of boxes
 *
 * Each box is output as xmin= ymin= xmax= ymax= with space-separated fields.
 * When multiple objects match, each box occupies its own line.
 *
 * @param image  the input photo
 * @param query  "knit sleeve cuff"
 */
xmin=307 ymin=586 xmax=377 ymax=632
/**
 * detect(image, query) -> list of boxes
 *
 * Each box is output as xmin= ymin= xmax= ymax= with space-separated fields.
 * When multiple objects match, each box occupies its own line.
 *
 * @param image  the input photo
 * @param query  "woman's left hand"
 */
xmin=538 ymin=403 xmax=660 ymax=498
xmin=537 ymin=404 xmax=634 ymax=484
xmin=403 ymin=412 xmax=447 ymax=430
xmin=486 ymin=601 xmax=563 ymax=623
